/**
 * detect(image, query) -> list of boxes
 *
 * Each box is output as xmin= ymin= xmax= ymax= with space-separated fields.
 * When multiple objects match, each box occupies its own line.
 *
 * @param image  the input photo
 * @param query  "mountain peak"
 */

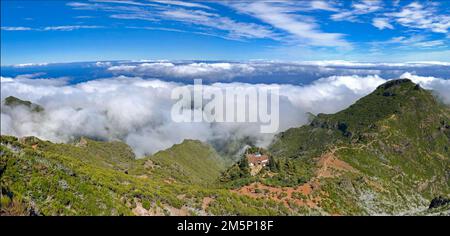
xmin=376 ymin=78 xmax=415 ymax=90
xmin=3 ymin=96 xmax=44 ymax=113
xmin=317 ymin=78 xmax=438 ymax=128
xmin=270 ymin=77 xmax=448 ymax=165
xmin=373 ymin=78 xmax=423 ymax=97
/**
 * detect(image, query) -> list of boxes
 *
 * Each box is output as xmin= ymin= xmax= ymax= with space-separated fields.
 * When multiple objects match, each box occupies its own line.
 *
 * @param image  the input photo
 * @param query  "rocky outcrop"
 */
xmin=429 ymin=196 xmax=450 ymax=209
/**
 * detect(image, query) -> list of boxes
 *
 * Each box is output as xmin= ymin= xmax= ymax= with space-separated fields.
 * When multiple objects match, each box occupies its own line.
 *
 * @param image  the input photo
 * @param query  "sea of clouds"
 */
xmin=1 ymin=61 xmax=449 ymax=157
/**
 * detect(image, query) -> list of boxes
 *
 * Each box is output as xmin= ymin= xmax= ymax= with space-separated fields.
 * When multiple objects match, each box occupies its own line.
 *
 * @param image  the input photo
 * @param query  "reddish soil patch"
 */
xmin=132 ymin=200 xmax=168 ymax=216
xmin=316 ymin=150 xmax=358 ymax=178
xmin=132 ymin=201 xmax=154 ymax=216
xmin=202 ymin=197 xmax=214 ymax=211
xmin=232 ymin=182 xmax=320 ymax=209
xmin=132 ymin=199 xmax=189 ymax=216
xmin=165 ymin=205 xmax=189 ymax=216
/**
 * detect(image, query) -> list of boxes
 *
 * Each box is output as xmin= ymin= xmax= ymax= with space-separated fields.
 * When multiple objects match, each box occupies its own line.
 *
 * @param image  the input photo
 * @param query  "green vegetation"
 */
xmin=144 ymin=139 xmax=226 ymax=185
xmin=219 ymin=158 xmax=252 ymax=186
xmin=0 ymin=135 xmax=288 ymax=216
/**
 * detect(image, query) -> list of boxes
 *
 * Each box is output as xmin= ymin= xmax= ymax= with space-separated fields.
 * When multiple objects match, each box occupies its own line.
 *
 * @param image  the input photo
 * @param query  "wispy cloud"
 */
xmin=331 ymin=0 xmax=384 ymax=22
xmin=372 ymin=18 xmax=394 ymax=30
xmin=74 ymin=15 xmax=95 ymax=19
xmin=6 ymin=0 xmax=448 ymax=61
xmin=310 ymin=1 xmax=339 ymax=12
xmin=1 ymin=26 xmax=33 ymax=31
xmin=67 ymin=1 xmax=277 ymax=41
xmin=63 ymin=0 xmax=448 ymax=51
xmin=43 ymin=25 xmax=104 ymax=31
xmin=387 ymin=2 xmax=450 ymax=34
xmin=370 ymin=34 xmax=448 ymax=51
xmin=126 ymin=26 xmax=243 ymax=41
xmin=66 ymin=2 xmax=98 ymax=8
xmin=12 ymin=63 xmax=49 ymax=68
xmin=151 ymin=0 xmax=212 ymax=10
xmin=1 ymin=25 xmax=104 ymax=32
xmin=160 ymin=8 xmax=277 ymax=40
xmin=352 ymin=0 xmax=383 ymax=13
xmin=228 ymin=2 xmax=350 ymax=47
xmin=109 ymin=12 xmax=156 ymax=21
xmin=89 ymin=0 xmax=158 ymax=7
xmin=65 ymin=0 xmax=349 ymax=46
xmin=387 ymin=35 xmax=445 ymax=47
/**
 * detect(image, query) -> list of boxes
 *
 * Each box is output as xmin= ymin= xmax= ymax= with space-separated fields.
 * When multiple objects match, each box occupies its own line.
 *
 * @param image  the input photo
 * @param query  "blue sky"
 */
xmin=1 ymin=0 xmax=449 ymax=65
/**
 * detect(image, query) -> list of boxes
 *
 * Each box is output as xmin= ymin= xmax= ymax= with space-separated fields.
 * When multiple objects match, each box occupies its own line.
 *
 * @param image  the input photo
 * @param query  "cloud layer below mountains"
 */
xmin=105 ymin=61 xmax=450 ymax=84
xmin=4 ymin=60 xmax=449 ymax=85
xmin=1 ymin=72 xmax=449 ymax=156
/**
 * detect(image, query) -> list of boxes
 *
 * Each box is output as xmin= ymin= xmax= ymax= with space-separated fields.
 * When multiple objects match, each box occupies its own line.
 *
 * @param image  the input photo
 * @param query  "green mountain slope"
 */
xmin=41 ymin=137 xmax=135 ymax=171
xmin=0 ymin=135 xmax=287 ymax=216
xmin=142 ymin=140 xmax=226 ymax=185
xmin=265 ymin=79 xmax=450 ymax=214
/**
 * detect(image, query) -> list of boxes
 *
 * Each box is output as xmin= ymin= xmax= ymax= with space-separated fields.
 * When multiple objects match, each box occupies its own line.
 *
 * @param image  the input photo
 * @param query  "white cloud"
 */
xmin=331 ymin=0 xmax=383 ymax=22
xmin=278 ymin=75 xmax=388 ymax=115
xmin=95 ymin=61 xmax=112 ymax=67
xmin=372 ymin=18 xmax=394 ymax=30
xmin=2 ymin=71 xmax=449 ymax=157
xmin=400 ymin=72 xmax=450 ymax=103
xmin=13 ymin=63 xmax=49 ymax=67
xmin=310 ymin=1 xmax=339 ymax=12
xmin=67 ymin=1 xmax=276 ymax=41
xmin=393 ymin=0 xmax=401 ymax=7
xmin=403 ymin=61 xmax=450 ymax=66
xmin=375 ymin=35 xmax=447 ymax=49
xmin=108 ymin=62 xmax=256 ymax=81
xmin=160 ymin=8 xmax=276 ymax=40
xmin=353 ymin=0 xmax=383 ymax=13
xmin=151 ymin=0 xmax=212 ymax=10
xmin=412 ymin=40 xmax=445 ymax=48
xmin=1 ymin=26 xmax=33 ymax=31
xmin=90 ymin=0 xmax=158 ymax=7
xmin=330 ymin=11 xmax=354 ymax=21
xmin=66 ymin=0 xmax=352 ymax=46
xmin=126 ymin=26 xmax=235 ymax=40
xmin=2 ymin=75 xmax=288 ymax=156
xmin=74 ymin=15 xmax=94 ymax=19
xmin=67 ymin=2 xmax=96 ymax=8
xmin=297 ymin=60 xmax=376 ymax=67
xmin=106 ymin=60 xmax=450 ymax=81
xmin=387 ymin=2 xmax=450 ymax=34
xmin=43 ymin=25 xmax=104 ymax=31
xmin=90 ymin=0 xmax=212 ymax=9
xmin=1 ymin=25 xmax=104 ymax=32
xmin=229 ymin=2 xmax=350 ymax=47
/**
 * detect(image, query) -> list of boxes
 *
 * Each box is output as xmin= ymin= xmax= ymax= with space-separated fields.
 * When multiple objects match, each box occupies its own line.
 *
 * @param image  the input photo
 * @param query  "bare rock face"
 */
xmin=429 ymin=196 xmax=450 ymax=209
xmin=75 ymin=137 xmax=88 ymax=147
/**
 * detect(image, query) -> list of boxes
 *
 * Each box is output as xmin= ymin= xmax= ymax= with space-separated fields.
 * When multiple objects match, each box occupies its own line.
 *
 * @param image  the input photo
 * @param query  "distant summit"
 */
xmin=3 ymin=96 xmax=44 ymax=113
xmin=376 ymin=78 xmax=415 ymax=90
xmin=309 ymin=78 xmax=438 ymax=136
